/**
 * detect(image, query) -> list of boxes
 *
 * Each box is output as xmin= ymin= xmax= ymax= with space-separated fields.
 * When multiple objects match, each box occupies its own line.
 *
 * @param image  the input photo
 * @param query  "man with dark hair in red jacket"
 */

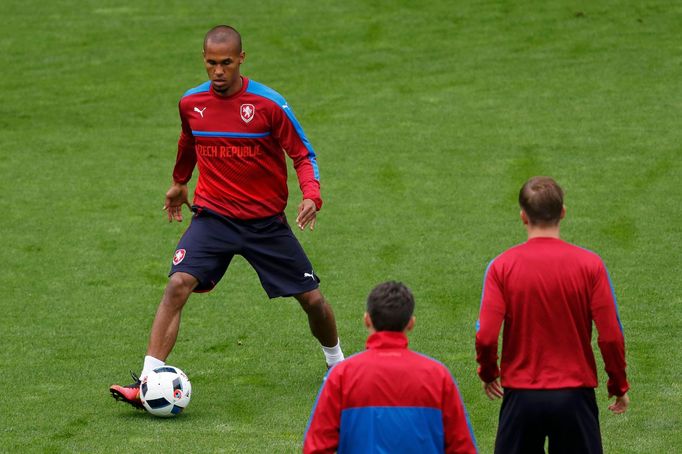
xmin=476 ymin=176 xmax=629 ymax=454
xmin=304 ymin=281 xmax=477 ymax=454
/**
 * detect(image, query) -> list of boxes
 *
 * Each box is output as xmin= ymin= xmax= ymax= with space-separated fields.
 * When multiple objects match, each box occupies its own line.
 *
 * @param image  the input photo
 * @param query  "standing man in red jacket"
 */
xmin=304 ymin=281 xmax=478 ymax=454
xmin=476 ymin=176 xmax=629 ymax=454
xmin=110 ymin=25 xmax=344 ymax=408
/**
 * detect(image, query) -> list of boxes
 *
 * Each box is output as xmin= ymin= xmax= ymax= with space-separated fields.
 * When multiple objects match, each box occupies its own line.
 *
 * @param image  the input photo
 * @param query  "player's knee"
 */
xmin=297 ymin=292 xmax=326 ymax=314
xmin=165 ymin=272 xmax=197 ymax=300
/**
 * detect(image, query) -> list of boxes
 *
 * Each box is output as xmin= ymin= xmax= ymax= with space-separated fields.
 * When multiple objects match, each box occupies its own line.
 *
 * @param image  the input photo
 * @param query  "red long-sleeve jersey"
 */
xmin=304 ymin=331 xmax=478 ymax=454
xmin=476 ymin=237 xmax=629 ymax=397
xmin=173 ymin=77 xmax=321 ymax=220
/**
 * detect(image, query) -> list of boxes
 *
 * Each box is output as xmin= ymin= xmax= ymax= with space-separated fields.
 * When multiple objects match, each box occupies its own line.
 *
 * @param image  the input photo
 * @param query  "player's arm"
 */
xmin=165 ymin=104 xmax=196 ymax=222
xmin=303 ymin=371 xmax=342 ymax=454
xmin=591 ymin=261 xmax=630 ymax=411
xmin=475 ymin=259 xmax=505 ymax=396
xmin=270 ymin=103 xmax=322 ymax=230
xmin=442 ymin=373 xmax=478 ymax=454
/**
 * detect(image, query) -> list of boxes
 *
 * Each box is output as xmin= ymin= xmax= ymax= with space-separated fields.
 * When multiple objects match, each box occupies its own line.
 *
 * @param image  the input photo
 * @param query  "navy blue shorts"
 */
xmin=495 ymin=388 xmax=602 ymax=454
xmin=169 ymin=207 xmax=320 ymax=298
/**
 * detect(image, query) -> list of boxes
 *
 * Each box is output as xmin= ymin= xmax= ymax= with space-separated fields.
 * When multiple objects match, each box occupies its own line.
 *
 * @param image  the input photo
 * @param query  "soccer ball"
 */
xmin=140 ymin=366 xmax=192 ymax=417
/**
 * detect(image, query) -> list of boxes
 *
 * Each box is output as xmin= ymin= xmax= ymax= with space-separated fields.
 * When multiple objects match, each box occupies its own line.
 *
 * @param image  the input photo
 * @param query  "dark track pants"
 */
xmin=494 ymin=388 xmax=602 ymax=454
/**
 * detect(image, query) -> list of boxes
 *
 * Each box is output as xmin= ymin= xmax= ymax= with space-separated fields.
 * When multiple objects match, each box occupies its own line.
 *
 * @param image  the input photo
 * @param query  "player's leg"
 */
xmin=546 ymin=388 xmax=603 ymax=454
xmin=109 ymin=272 xmax=198 ymax=409
xmin=110 ymin=209 xmax=233 ymax=408
xmin=295 ymin=289 xmax=343 ymax=367
xmin=146 ymin=271 xmax=198 ymax=362
xmin=240 ymin=214 xmax=344 ymax=367
xmin=295 ymin=289 xmax=339 ymax=341
xmin=144 ymin=210 xmax=234 ymax=369
xmin=144 ymin=212 xmax=233 ymax=369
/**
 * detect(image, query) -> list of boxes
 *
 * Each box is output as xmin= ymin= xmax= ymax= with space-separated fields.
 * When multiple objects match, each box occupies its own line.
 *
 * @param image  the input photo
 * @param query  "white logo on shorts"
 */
xmin=173 ymin=249 xmax=186 ymax=265
xmin=303 ymin=271 xmax=315 ymax=281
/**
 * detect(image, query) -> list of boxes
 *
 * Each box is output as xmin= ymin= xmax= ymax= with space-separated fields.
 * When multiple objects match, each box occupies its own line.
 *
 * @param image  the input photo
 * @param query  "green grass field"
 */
xmin=1 ymin=0 xmax=681 ymax=452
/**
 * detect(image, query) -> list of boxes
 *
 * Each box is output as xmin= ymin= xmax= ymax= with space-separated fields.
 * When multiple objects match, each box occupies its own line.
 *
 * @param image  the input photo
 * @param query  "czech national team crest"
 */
xmin=240 ymin=104 xmax=255 ymax=123
xmin=173 ymin=249 xmax=186 ymax=266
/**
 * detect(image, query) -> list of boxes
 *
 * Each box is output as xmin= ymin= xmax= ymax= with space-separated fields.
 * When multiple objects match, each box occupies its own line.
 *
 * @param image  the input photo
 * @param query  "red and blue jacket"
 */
xmin=304 ymin=331 xmax=477 ymax=453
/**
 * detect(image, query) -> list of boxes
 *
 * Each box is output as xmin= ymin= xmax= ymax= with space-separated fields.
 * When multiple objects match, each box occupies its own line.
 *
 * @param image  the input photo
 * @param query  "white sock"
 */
xmin=322 ymin=339 xmax=344 ymax=366
xmin=140 ymin=355 xmax=165 ymax=379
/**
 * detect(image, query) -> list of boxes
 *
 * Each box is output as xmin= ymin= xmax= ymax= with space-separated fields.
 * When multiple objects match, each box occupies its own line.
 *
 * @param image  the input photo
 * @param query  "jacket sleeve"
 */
xmin=270 ymin=103 xmax=322 ymax=210
xmin=475 ymin=259 xmax=505 ymax=383
xmin=591 ymin=261 xmax=629 ymax=396
xmin=172 ymin=101 xmax=197 ymax=184
xmin=442 ymin=373 xmax=478 ymax=454
xmin=303 ymin=371 xmax=342 ymax=454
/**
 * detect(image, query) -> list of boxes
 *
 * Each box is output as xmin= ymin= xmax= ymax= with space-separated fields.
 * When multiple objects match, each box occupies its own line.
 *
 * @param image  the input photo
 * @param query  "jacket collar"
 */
xmin=366 ymin=331 xmax=409 ymax=350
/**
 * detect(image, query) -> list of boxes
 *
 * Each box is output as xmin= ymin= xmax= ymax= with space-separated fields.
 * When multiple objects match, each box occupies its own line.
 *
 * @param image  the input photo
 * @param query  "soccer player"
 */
xmin=304 ymin=281 xmax=478 ymax=454
xmin=110 ymin=25 xmax=344 ymax=408
xmin=476 ymin=176 xmax=630 ymax=454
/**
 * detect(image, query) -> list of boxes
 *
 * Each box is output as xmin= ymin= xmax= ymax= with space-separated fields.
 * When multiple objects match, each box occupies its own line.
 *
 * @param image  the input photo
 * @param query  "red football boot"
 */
xmin=110 ymin=372 xmax=143 ymax=409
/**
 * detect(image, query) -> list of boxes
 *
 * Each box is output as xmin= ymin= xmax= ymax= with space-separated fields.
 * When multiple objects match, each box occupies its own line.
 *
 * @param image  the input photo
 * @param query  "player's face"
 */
xmin=203 ymin=40 xmax=245 ymax=96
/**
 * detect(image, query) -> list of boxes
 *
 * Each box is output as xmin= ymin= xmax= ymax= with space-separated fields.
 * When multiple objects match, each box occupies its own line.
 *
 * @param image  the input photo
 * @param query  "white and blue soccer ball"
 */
xmin=140 ymin=366 xmax=192 ymax=417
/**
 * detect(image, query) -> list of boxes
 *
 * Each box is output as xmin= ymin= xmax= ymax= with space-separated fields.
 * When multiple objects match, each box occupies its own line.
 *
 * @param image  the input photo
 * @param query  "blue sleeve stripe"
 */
xmin=477 ymin=257 xmax=497 ymax=333
xmin=303 ymin=367 xmax=333 ymax=443
xmin=246 ymin=80 xmax=320 ymax=180
xmin=282 ymin=107 xmax=320 ymax=180
xmin=182 ymin=81 xmax=211 ymax=98
xmin=577 ymin=245 xmax=625 ymax=334
xmin=602 ymin=263 xmax=624 ymax=333
xmin=191 ymin=130 xmax=271 ymax=138
xmin=447 ymin=372 xmax=478 ymax=450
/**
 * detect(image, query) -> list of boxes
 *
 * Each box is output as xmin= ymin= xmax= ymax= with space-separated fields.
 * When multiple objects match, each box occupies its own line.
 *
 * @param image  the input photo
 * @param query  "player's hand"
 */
xmin=296 ymin=199 xmax=317 ymax=231
xmin=163 ymin=182 xmax=191 ymax=222
xmin=483 ymin=379 xmax=504 ymax=400
xmin=608 ymin=392 xmax=629 ymax=414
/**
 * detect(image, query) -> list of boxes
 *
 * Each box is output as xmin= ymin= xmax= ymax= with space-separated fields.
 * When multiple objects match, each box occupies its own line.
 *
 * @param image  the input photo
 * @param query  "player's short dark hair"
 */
xmin=204 ymin=25 xmax=242 ymax=52
xmin=367 ymin=281 xmax=415 ymax=332
xmin=519 ymin=176 xmax=564 ymax=226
